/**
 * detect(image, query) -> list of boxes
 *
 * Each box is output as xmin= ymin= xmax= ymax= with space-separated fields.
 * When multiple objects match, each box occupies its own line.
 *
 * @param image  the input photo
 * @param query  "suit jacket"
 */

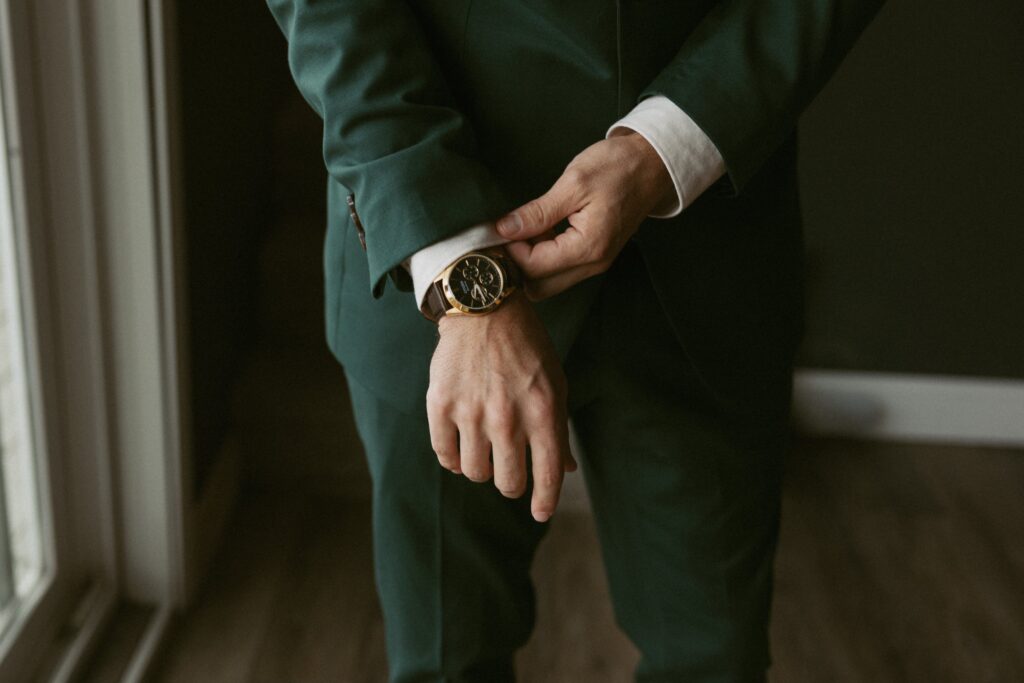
xmin=266 ymin=0 xmax=883 ymax=416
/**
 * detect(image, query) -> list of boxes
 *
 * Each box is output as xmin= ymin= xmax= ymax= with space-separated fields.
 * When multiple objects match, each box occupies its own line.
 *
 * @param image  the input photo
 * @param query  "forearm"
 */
xmin=407 ymin=95 xmax=724 ymax=310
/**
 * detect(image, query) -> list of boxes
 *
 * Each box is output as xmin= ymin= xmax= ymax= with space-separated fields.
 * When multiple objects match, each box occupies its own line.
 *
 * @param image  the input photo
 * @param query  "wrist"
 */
xmin=438 ymin=287 xmax=528 ymax=336
xmin=614 ymin=129 xmax=676 ymax=216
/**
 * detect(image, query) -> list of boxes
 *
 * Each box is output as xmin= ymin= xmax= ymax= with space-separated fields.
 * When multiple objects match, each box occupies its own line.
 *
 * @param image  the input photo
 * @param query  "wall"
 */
xmin=175 ymin=1 xmax=292 ymax=496
xmin=797 ymin=0 xmax=1024 ymax=379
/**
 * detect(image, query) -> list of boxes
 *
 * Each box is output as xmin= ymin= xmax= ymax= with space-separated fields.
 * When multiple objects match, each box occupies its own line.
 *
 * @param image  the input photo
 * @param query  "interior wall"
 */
xmin=174 ymin=0 xmax=1024 ymax=501
xmin=796 ymin=0 xmax=1024 ymax=379
xmin=175 ymin=1 xmax=292 ymax=496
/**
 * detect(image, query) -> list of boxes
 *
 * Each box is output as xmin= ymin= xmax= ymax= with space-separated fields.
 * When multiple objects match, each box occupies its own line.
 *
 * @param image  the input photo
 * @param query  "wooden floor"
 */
xmin=148 ymin=439 xmax=1024 ymax=682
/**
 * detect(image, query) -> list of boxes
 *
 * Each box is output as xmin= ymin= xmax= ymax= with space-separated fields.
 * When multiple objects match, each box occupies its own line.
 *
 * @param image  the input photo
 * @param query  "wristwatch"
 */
xmin=421 ymin=248 xmax=521 ymax=322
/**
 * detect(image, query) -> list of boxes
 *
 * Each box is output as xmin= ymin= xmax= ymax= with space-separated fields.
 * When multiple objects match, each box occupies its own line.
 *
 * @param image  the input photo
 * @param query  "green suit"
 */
xmin=266 ymin=0 xmax=882 ymax=680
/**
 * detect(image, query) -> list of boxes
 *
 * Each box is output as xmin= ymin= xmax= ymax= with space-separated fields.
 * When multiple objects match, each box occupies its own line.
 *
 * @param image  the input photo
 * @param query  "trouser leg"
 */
xmin=567 ymin=245 xmax=788 ymax=682
xmin=345 ymin=374 xmax=548 ymax=683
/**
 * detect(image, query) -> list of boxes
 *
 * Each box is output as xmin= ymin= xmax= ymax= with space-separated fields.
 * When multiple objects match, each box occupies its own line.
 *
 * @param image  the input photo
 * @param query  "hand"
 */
xmin=427 ymin=291 xmax=576 ymax=522
xmin=496 ymin=130 xmax=674 ymax=300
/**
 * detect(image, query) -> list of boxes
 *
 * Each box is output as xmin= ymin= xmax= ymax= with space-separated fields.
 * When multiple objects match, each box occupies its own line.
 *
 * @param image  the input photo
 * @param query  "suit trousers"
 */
xmin=344 ymin=243 xmax=790 ymax=682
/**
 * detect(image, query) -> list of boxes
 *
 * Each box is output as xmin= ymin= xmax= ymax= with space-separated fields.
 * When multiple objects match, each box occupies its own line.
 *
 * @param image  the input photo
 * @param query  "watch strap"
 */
xmin=422 ymin=279 xmax=452 ymax=322
xmin=502 ymin=252 xmax=522 ymax=289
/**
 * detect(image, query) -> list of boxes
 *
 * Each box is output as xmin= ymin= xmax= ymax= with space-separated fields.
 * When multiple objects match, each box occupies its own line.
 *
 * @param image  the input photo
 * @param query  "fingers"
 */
xmin=428 ymin=391 xmax=572 ymax=521
xmin=458 ymin=424 xmax=492 ymax=483
xmin=497 ymin=171 xmax=582 ymax=240
xmin=507 ymin=226 xmax=593 ymax=280
xmin=427 ymin=304 xmax=573 ymax=522
xmin=523 ymin=263 xmax=601 ymax=301
xmin=492 ymin=434 xmax=527 ymax=498
xmin=527 ymin=428 xmax=566 ymax=523
xmin=487 ymin=399 xmax=527 ymax=497
xmin=429 ymin=418 xmax=461 ymax=474
xmin=427 ymin=391 xmax=461 ymax=473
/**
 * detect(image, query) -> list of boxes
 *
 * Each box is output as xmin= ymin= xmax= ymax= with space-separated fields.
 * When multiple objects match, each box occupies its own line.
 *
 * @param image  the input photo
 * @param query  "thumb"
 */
xmin=497 ymin=177 xmax=578 ymax=239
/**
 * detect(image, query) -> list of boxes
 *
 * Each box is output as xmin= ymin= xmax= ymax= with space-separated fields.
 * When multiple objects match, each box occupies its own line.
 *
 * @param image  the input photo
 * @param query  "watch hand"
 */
xmin=472 ymin=283 xmax=486 ymax=302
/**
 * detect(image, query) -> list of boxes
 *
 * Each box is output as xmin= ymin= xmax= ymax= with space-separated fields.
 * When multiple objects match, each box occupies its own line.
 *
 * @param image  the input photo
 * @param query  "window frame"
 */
xmin=0 ymin=0 xmax=191 ymax=678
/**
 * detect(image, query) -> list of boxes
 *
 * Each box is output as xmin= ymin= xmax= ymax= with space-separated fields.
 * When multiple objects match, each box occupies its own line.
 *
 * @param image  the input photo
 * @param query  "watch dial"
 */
xmin=448 ymin=255 xmax=503 ymax=310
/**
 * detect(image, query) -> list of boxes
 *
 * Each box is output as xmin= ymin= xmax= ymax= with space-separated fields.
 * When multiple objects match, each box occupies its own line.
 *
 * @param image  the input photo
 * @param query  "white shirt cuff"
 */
xmin=605 ymin=94 xmax=726 ymax=218
xmin=405 ymin=222 xmax=510 ymax=308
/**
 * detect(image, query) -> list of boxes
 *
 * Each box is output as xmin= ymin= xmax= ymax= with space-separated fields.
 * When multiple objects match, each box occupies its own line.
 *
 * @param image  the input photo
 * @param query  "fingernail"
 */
xmin=497 ymin=213 xmax=522 ymax=236
xmin=534 ymin=510 xmax=551 ymax=523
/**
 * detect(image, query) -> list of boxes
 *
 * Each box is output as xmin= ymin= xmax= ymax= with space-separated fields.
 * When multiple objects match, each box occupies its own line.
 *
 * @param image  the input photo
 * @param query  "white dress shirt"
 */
xmin=406 ymin=94 xmax=726 ymax=307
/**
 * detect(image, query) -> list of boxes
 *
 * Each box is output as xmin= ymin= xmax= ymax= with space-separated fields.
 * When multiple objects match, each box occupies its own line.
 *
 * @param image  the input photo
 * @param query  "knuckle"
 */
xmin=453 ymin=403 xmax=482 ymax=425
xmin=526 ymin=390 xmax=555 ymax=421
xmin=485 ymin=400 xmax=516 ymax=434
xmin=562 ymin=166 xmax=587 ymax=188
xmin=426 ymin=386 xmax=453 ymax=413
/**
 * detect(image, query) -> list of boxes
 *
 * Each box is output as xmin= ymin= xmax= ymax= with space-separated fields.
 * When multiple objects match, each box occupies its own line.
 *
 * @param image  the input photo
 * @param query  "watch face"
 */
xmin=447 ymin=254 xmax=504 ymax=311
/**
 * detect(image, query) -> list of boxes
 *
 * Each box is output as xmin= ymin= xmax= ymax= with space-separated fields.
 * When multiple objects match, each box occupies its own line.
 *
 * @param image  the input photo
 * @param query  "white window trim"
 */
xmin=0 ymin=0 xmax=197 ymax=679
xmin=0 ymin=0 xmax=118 ymax=678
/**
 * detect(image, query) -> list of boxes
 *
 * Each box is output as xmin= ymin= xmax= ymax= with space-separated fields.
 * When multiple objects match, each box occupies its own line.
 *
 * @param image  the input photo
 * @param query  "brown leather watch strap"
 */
xmin=421 ymin=280 xmax=451 ymax=322
xmin=501 ymin=252 xmax=522 ymax=289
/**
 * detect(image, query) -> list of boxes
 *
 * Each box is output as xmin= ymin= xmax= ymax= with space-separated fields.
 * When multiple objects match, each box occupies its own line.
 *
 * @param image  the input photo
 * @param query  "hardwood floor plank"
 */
xmin=246 ymin=501 xmax=386 ymax=683
xmin=150 ymin=496 xmax=308 ymax=683
xmin=768 ymin=440 xmax=1024 ymax=683
xmin=149 ymin=440 xmax=1024 ymax=682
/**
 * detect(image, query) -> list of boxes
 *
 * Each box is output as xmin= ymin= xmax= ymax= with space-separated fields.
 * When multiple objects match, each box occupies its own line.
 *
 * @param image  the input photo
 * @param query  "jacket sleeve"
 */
xmin=639 ymin=0 xmax=886 ymax=194
xmin=266 ymin=0 xmax=511 ymax=296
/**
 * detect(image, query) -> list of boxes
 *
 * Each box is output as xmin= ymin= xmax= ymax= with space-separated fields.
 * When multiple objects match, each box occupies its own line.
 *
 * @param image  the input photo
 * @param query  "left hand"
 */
xmin=427 ymin=291 xmax=575 ymax=523
xmin=495 ymin=130 xmax=675 ymax=300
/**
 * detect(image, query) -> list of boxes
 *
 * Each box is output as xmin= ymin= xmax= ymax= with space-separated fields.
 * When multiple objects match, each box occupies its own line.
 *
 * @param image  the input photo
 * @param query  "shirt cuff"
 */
xmin=404 ymin=222 xmax=510 ymax=308
xmin=605 ymin=94 xmax=726 ymax=218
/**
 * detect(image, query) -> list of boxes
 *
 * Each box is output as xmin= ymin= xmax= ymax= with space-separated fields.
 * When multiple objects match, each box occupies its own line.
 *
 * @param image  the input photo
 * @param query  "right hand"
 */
xmin=427 ymin=291 xmax=576 ymax=522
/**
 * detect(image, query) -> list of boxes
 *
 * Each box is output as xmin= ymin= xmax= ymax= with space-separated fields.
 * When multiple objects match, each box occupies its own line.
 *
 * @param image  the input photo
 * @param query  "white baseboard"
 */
xmin=793 ymin=370 xmax=1024 ymax=447
xmin=559 ymin=370 xmax=1024 ymax=514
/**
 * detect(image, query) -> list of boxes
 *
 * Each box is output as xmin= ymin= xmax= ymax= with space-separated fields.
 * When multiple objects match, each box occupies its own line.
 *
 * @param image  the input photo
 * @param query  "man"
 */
xmin=266 ymin=1 xmax=882 ymax=680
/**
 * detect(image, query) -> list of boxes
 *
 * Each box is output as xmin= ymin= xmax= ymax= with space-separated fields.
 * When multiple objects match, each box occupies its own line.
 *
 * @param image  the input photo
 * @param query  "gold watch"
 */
xmin=421 ymin=248 xmax=521 ymax=322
